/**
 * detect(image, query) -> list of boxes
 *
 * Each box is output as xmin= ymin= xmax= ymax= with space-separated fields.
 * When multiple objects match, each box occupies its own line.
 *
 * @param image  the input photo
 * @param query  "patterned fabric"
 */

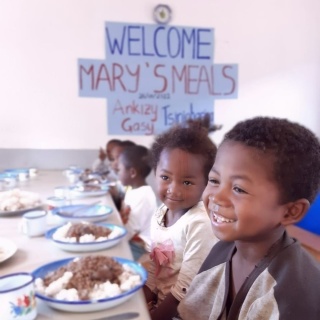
xmin=150 ymin=238 xmax=175 ymax=276
xmin=145 ymin=201 xmax=218 ymax=305
xmin=178 ymin=231 xmax=320 ymax=320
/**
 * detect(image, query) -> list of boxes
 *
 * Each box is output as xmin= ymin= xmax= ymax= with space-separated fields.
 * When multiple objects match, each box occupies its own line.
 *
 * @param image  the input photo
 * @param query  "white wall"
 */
xmin=0 ymin=0 xmax=319 ymax=151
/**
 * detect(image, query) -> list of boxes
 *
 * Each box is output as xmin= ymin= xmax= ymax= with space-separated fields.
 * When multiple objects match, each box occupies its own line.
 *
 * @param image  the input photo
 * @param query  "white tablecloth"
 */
xmin=0 ymin=170 xmax=150 ymax=320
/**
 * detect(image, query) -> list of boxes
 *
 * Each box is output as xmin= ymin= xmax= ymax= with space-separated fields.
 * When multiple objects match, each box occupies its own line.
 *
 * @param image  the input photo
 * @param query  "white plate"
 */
xmin=0 ymin=237 xmax=17 ymax=263
xmin=0 ymin=205 xmax=43 ymax=217
xmin=32 ymin=256 xmax=147 ymax=312
xmin=69 ymin=185 xmax=109 ymax=198
xmin=52 ymin=204 xmax=113 ymax=223
xmin=45 ymin=223 xmax=127 ymax=252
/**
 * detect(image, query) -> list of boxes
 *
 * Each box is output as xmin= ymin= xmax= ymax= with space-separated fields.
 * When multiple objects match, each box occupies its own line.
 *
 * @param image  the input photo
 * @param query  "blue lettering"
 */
xmin=154 ymin=26 xmax=166 ymax=58
xmin=127 ymin=26 xmax=140 ymax=56
xmin=162 ymin=103 xmax=214 ymax=126
xmin=105 ymin=26 xmax=126 ymax=55
xmin=181 ymin=29 xmax=196 ymax=59
xmin=167 ymin=27 xmax=181 ymax=58
xmin=142 ymin=26 xmax=155 ymax=57
xmin=197 ymin=29 xmax=211 ymax=60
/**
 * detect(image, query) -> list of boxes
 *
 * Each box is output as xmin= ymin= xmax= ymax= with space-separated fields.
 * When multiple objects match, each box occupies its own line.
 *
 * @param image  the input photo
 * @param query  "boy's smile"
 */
xmin=203 ymin=141 xmax=289 ymax=243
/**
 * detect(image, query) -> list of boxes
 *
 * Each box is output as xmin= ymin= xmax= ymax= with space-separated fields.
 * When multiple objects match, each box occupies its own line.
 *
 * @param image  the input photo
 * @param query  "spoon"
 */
xmin=92 ymin=312 xmax=140 ymax=320
xmin=60 ymin=201 xmax=101 ymax=216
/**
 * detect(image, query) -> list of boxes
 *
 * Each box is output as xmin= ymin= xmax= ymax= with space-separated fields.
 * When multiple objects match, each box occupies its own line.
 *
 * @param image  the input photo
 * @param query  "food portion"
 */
xmin=79 ymin=169 xmax=109 ymax=185
xmin=73 ymin=183 xmax=103 ymax=192
xmin=52 ymin=222 xmax=123 ymax=243
xmin=0 ymin=189 xmax=41 ymax=212
xmin=35 ymin=256 xmax=142 ymax=301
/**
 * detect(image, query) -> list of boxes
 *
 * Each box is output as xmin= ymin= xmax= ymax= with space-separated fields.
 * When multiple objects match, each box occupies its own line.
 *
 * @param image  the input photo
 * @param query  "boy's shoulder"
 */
xmin=198 ymin=240 xmax=234 ymax=273
xmin=268 ymin=236 xmax=320 ymax=281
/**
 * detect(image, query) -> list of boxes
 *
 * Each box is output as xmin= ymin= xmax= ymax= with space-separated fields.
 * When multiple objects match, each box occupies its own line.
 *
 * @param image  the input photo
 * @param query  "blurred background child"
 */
xmin=108 ymin=140 xmax=136 ymax=211
xmin=92 ymin=139 xmax=121 ymax=174
xmin=143 ymin=115 xmax=220 ymax=320
xmin=178 ymin=117 xmax=320 ymax=319
xmin=117 ymin=145 xmax=158 ymax=261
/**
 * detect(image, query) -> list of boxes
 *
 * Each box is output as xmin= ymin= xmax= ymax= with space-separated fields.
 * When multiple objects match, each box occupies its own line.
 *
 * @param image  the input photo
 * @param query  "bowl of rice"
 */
xmin=45 ymin=222 xmax=127 ymax=252
xmin=32 ymin=255 xmax=147 ymax=312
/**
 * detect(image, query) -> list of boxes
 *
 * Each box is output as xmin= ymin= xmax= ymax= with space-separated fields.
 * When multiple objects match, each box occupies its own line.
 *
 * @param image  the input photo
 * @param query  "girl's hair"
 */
xmin=151 ymin=114 xmax=220 ymax=179
xmin=120 ymin=145 xmax=152 ymax=178
xmin=224 ymin=117 xmax=320 ymax=203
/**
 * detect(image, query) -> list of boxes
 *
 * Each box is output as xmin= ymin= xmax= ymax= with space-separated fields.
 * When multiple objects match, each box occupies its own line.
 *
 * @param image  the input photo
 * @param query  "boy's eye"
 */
xmin=183 ymin=181 xmax=192 ymax=186
xmin=208 ymin=178 xmax=219 ymax=185
xmin=233 ymin=186 xmax=247 ymax=194
xmin=160 ymin=175 xmax=168 ymax=181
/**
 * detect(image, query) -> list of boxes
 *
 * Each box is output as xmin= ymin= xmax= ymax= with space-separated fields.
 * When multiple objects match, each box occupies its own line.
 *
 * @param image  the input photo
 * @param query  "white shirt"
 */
xmin=146 ymin=201 xmax=218 ymax=304
xmin=124 ymin=185 xmax=158 ymax=250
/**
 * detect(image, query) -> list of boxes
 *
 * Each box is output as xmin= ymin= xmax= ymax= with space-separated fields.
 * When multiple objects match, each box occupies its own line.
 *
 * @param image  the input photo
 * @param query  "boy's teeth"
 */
xmin=213 ymin=213 xmax=234 ymax=223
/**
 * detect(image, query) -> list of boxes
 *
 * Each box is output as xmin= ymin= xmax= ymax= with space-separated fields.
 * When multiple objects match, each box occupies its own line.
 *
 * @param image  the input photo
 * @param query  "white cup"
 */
xmin=54 ymin=186 xmax=72 ymax=199
xmin=0 ymin=272 xmax=37 ymax=320
xmin=20 ymin=210 xmax=47 ymax=237
xmin=28 ymin=168 xmax=38 ymax=177
xmin=18 ymin=171 xmax=29 ymax=181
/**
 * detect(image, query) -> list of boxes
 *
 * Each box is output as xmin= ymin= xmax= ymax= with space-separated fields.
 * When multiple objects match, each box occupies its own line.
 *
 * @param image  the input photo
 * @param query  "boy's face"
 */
xmin=106 ymin=142 xmax=117 ymax=161
xmin=117 ymin=155 xmax=131 ymax=186
xmin=110 ymin=145 xmax=124 ymax=173
xmin=156 ymin=148 xmax=207 ymax=214
xmin=203 ymin=141 xmax=288 ymax=243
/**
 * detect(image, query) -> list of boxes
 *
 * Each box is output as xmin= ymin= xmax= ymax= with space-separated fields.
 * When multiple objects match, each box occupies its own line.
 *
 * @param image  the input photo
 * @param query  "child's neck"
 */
xmin=130 ymin=178 xmax=147 ymax=189
xmin=230 ymin=227 xmax=285 ymax=301
xmin=164 ymin=207 xmax=190 ymax=227
xmin=234 ymin=226 xmax=285 ymax=264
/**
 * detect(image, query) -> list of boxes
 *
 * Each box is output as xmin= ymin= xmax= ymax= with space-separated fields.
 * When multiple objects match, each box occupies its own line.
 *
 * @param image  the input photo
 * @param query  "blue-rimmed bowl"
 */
xmin=32 ymin=256 xmax=147 ymax=312
xmin=4 ymin=168 xmax=30 ymax=181
xmin=51 ymin=204 xmax=113 ymax=223
xmin=45 ymin=223 xmax=127 ymax=252
xmin=0 ymin=173 xmax=18 ymax=190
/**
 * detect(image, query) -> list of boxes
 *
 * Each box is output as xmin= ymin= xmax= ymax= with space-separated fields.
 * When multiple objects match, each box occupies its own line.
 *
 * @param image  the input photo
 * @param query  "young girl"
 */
xmin=117 ymin=145 xmax=158 ymax=261
xmin=143 ymin=116 xmax=220 ymax=320
xmin=178 ymin=117 xmax=320 ymax=319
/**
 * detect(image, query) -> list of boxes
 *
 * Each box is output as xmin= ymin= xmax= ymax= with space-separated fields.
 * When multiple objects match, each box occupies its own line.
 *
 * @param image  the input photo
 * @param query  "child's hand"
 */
xmin=120 ymin=204 xmax=131 ymax=224
xmin=98 ymin=147 xmax=107 ymax=161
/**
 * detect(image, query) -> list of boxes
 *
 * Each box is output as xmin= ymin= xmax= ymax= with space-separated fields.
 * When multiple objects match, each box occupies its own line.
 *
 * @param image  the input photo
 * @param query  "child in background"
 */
xmin=143 ymin=116 xmax=220 ymax=320
xmin=92 ymin=139 xmax=121 ymax=174
xmin=108 ymin=140 xmax=136 ymax=211
xmin=117 ymin=145 xmax=158 ymax=261
xmin=178 ymin=117 xmax=320 ymax=319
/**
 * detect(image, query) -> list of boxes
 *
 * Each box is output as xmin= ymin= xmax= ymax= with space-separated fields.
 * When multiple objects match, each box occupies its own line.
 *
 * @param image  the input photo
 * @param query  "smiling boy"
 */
xmin=178 ymin=117 xmax=320 ymax=320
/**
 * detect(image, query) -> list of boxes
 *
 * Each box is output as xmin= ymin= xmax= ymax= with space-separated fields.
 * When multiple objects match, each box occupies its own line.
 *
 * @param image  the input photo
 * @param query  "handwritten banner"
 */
xmin=78 ymin=22 xmax=238 ymax=135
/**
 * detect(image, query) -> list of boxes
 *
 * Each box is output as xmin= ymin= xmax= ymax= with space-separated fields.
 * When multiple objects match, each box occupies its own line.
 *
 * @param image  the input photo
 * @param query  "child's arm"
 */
xmin=98 ymin=147 xmax=107 ymax=161
xmin=143 ymin=285 xmax=156 ymax=303
xmin=119 ymin=201 xmax=130 ymax=224
xmin=150 ymin=292 xmax=179 ymax=320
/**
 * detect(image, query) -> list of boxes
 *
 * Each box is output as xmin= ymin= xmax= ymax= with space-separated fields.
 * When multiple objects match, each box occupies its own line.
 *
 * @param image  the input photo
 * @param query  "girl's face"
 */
xmin=155 ymin=148 xmax=207 ymax=215
xmin=203 ymin=141 xmax=288 ymax=243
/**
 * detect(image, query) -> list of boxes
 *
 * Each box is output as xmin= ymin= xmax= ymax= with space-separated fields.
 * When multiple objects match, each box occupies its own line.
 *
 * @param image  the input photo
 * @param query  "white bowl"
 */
xmin=32 ymin=256 xmax=147 ymax=313
xmin=51 ymin=204 xmax=113 ymax=223
xmin=45 ymin=223 xmax=127 ymax=252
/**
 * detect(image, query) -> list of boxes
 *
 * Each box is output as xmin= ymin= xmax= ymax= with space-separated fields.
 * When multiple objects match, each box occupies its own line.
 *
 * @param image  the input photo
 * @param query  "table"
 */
xmin=0 ymin=170 xmax=150 ymax=320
